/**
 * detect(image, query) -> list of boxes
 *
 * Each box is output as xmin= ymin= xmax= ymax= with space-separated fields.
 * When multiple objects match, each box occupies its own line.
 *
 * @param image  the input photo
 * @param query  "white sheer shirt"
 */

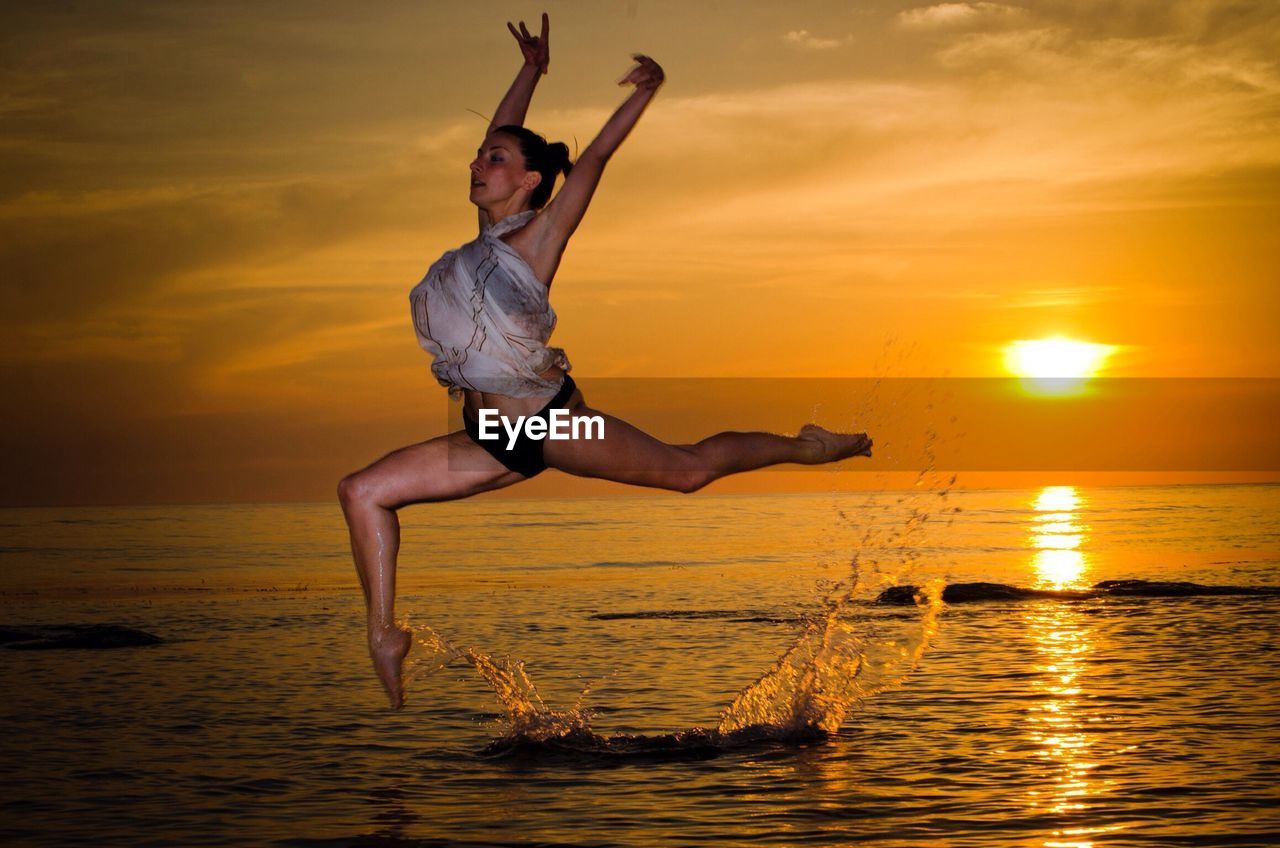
xmin=409 ymin=210 xmax=570 ymax=398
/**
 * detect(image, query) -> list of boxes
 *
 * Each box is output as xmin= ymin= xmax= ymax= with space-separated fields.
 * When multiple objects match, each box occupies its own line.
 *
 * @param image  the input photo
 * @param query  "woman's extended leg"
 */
xmin=338 ymin=430 xmax=525 ymax=708
xmin=543 ymin=402 xmax=871 ymax=492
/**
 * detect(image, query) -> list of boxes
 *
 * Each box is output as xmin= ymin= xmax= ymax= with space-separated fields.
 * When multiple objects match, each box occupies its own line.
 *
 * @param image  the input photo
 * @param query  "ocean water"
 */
xmin=1 ymin=483 xmax=1278 ymax=847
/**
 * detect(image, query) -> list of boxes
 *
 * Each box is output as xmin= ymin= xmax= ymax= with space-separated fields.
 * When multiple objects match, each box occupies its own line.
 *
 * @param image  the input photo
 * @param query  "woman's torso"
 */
xmin=460 ymin=367 xmax=569 ymax=420
xmin=409 ymin=210 xmax=573 ymax=415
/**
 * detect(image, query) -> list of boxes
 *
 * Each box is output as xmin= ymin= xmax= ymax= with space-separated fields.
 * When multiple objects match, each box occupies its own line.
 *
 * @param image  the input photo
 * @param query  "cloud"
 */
xmin=0 ymin=179 xmax=397 ymax=324
xmin=935 ymin=22 xmax=1280 ymax=97
xmin=0 ymin=116 xmax=479 ymax=334
xmin=898 ymin=2 xmax=1024 ymax=30
xmin=998 ymin=286 xmax=1123 ymax=309
xmin=629 ymin=51 xmax=1280 ymax=235
xmin=782 ymin=30 xmax=850 ymax=50
xmin=933 ymin=25 xmax=1078 ymax=75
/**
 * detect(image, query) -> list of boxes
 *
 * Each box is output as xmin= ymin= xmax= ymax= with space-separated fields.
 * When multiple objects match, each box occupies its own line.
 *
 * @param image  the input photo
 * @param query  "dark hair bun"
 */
xmin=493 ymin=124 xmax=574 ymax=208
xmin=548 ymin=142 xmax=573 ymax=177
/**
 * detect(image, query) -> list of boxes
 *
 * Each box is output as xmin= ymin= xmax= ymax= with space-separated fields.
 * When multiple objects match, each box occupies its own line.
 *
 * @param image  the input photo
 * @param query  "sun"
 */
xmin=1004 ymin=337 xmax=1114 ymax=394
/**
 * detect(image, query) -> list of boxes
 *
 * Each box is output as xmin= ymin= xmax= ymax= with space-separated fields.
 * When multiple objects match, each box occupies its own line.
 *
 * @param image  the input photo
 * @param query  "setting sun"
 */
xmin=1004 ymin=338 xmax=1115 ymax=394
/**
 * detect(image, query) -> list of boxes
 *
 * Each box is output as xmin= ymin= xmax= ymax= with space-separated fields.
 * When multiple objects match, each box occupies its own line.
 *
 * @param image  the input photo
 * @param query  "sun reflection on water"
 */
xmin=1029 ymin=487 xmax=1092 ymax=590
xmin=1025 ymin=604 xmax=1114 ymax=846
xmin=1022 ymin=486 xmax=1124 ymax=846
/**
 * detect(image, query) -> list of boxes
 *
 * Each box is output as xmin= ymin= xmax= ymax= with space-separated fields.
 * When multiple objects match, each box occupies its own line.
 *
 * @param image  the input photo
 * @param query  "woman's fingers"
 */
xmin=538 ymin=13 xmax=550 ymax=73
xmin=618 ymin=61 xmax=639 ymax=86
xmin=507 ymin=15 xmax=550 ymax=72
xmin=617 ymin=54 xmax=664 ymax=84
xmin=508 ymin=20 xmax=533 ymax=50
xmin=508 ymin=16 xmax=551 ymax=73
xmin=618 ymin=54 xmax=664 ymax=89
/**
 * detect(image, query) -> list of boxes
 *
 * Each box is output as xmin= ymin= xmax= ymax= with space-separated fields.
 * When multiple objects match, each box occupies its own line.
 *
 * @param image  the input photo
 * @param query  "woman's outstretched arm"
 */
xmin=535 ymin=55 xmax=665 ymax=248
xmin=488 ymin=13 xmax=549 ymax=133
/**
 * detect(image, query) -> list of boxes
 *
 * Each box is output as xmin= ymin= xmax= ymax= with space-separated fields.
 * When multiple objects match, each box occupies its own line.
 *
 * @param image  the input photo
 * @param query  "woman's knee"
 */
xmin=636 ymin=448 xmax=714 ymax=493
xmin=666 ymin=466 xmax=714 ymax=494
xmin=338 ymin=471 xmax=378 ymax=510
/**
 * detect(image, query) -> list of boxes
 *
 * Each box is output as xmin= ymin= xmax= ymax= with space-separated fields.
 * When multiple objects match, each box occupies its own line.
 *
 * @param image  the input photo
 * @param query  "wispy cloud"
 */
xmin=998 ymin=286 xmax=1122 ymax=309
xmin=782 ymin=29 xmax=850 ymax=50
xmin=898 ymin=2 xmax=1024 ymax=30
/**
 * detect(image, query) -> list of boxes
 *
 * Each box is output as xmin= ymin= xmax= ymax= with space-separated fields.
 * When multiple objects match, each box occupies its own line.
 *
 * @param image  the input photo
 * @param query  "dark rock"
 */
xmin=875 ymin=583 xmax=1090 ymax=604
xmin=876 ymin=586 xmax=925 ymax=605
xmin=0 ymin=626 xmax=39 ymax=644
xmin=943 ymin=582 xmax=1092 ymax=602
xmin=1093 ymin=579 xmax=1280 ymax=597
xmin=875 ymin=578 xmax=1280 ymax=605
xmin=2 ymin=624 xmax=163 ymax=650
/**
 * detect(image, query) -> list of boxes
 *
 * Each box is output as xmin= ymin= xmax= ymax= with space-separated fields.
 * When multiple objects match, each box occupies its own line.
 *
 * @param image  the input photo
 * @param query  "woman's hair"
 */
xmin=494 ymin=124 xmax=573 ymax=209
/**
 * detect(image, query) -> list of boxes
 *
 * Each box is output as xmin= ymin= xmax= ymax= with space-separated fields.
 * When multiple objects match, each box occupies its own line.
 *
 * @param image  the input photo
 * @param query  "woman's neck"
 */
xmin=482 ymin=201 xmax=533 ymax=227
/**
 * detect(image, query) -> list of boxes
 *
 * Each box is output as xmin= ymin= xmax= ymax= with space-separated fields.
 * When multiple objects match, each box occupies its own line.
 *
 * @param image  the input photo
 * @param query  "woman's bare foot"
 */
xmin=368 ymin=624 xmax=412 ymax=709
xmin=796 ymin=424 xmax=872 ymax=464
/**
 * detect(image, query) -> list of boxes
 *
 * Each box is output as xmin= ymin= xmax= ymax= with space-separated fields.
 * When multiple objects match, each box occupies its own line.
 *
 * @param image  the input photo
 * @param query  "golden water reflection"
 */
xmin=1023 ymin=487 xmax=1122 ymax=846
xmin=1024 ymin=602 xmax=1123 ymax=847
xmin=1029 ymin=487 xmax=1092 ymax=590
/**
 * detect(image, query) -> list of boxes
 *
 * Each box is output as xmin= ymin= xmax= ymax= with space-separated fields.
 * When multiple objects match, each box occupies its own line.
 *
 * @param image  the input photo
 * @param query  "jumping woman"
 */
xmin=338 ymin=14 xmax=872 ymax=708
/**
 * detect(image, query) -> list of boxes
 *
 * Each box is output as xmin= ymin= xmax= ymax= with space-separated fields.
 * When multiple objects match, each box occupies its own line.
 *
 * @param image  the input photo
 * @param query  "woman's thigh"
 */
xmin=541 ymin=406 xmax=702 ymax=490
xmin=346 ymin=430 xmax=526 ymax=508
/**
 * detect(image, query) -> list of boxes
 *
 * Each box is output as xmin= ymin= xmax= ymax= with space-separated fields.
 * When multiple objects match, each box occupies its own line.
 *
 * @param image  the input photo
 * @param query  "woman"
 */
xmin=339 ymin=14 xmax=872 ymax=709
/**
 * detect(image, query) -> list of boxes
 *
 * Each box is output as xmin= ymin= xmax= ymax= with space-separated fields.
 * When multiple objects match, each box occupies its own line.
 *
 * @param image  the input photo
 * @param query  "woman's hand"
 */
xmin=507 ymin=13 xmax=550 ymax=74
xmin=618 ymin=54 xmax=665 ymax=92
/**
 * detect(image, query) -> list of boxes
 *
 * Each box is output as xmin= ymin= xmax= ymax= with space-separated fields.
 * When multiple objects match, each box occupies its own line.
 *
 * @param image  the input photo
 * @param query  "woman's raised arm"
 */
xmin=488 ymin=13 xmax=550 ymax=133
xmin=535 ymin=54 xmax=665 ymax=247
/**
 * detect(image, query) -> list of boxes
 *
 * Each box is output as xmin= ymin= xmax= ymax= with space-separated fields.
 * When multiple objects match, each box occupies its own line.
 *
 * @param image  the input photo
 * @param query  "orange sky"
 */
xmin=2 ymin=1 xmax=1278 ymax=506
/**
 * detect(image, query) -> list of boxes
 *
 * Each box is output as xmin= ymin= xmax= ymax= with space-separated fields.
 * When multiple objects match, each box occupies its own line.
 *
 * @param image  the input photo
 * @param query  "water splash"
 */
xmin=713 ymin=359 xmax=958 ymax=739
xmin=404 ymin=339 xmax=961 ymax=753
xmin=716 ymin=568 xmax=944 ymax=737
xmin=404 ymin=625 xmax=593 ymax=742
xmin=403 ymin=567 xmax=944 ymax=754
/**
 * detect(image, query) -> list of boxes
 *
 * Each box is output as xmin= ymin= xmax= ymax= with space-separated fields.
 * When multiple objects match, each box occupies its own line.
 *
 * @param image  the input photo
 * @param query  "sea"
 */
xmin=1 ymin=482 xmax=1277 ymax=847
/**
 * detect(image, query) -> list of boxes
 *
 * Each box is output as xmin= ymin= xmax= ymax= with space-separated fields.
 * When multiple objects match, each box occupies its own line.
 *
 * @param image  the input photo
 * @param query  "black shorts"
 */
xmin=462 ymin=375 xmax=578 ymax=478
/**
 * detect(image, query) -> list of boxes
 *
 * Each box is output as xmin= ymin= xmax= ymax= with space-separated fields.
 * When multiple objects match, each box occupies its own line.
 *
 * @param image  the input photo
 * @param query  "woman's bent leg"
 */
xmin=338 ymin=430 xmax=524 ymax=708
xmin=543 ymin=406 xmax=871 ymax=492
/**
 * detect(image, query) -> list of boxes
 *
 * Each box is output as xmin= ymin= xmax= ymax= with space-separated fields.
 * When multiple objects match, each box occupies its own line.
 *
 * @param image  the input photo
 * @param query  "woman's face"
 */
xmin=469 ymin=133 xmax=536 ymax=206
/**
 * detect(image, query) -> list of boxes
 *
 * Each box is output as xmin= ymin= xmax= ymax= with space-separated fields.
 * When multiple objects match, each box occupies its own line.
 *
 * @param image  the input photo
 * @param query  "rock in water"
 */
xmin=1092 ymin=579 xmax=1280 ymax=597
xmin=875 ymin=579 xmax=1280 ymax=605
xmin=1 ymin=624 xmax=163 ymax=650
xmin=947 ymin=583 xmax=1095 ymax=602
xmin=875 ymin=586 xmax=925 ymax=605
xmin=875 ymin=583 xmax=1091 ymax=604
